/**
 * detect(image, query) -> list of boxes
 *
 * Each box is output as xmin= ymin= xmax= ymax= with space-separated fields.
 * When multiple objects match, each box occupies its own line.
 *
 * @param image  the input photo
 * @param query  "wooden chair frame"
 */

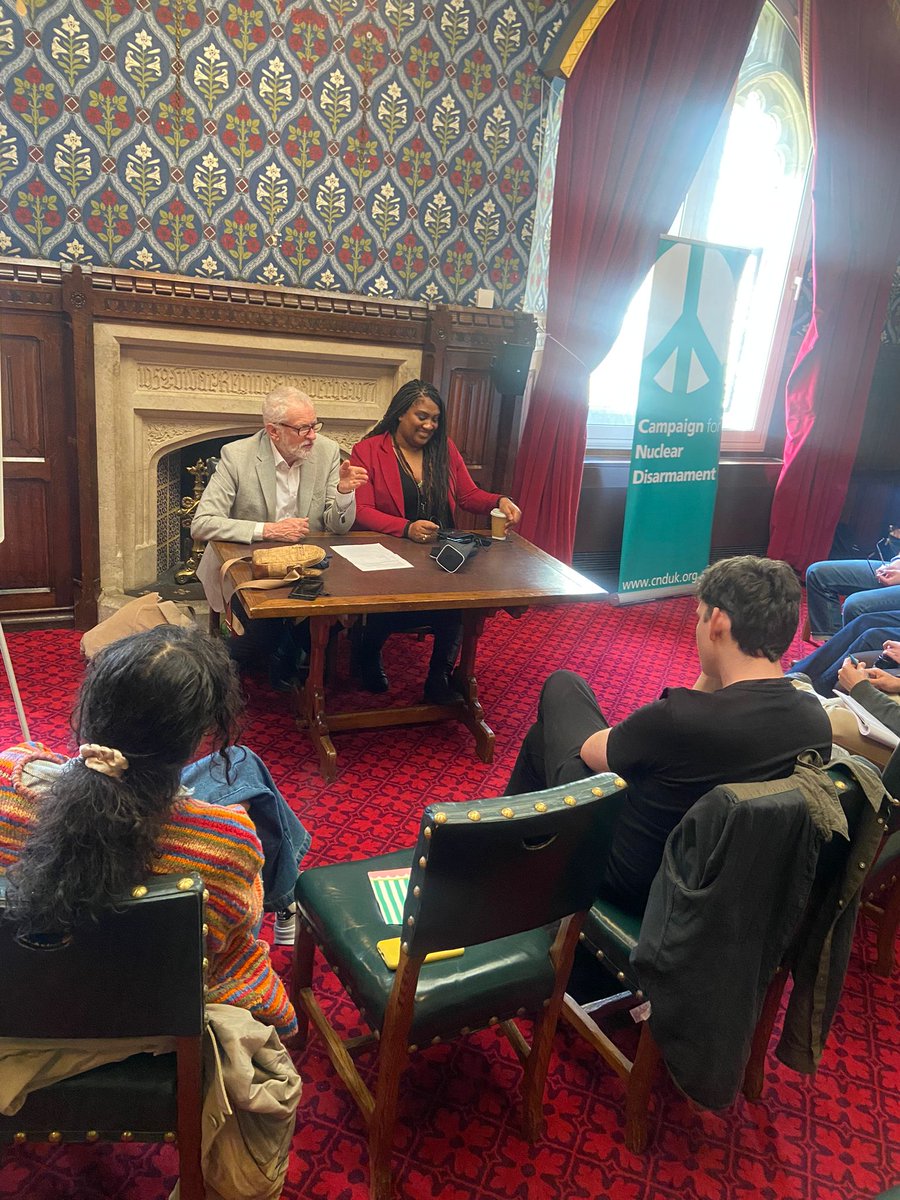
xmin=293 ymin=911 xmax=587 ymax=1200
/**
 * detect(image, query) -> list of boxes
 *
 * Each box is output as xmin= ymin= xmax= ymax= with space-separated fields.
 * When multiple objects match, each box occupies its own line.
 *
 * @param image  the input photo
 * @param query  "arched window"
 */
xmin=587 ymin=2 xmax=811 ymax=451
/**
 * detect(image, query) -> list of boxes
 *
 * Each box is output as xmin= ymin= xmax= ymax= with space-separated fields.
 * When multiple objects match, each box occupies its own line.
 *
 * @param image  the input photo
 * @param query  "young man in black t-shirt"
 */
xmin=505 ymin=556 xmax=832 ymax=913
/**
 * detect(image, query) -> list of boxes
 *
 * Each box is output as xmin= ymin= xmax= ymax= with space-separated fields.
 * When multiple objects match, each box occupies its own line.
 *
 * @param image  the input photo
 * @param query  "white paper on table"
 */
xmin=331 ymin=543 xmax=415 ymax=571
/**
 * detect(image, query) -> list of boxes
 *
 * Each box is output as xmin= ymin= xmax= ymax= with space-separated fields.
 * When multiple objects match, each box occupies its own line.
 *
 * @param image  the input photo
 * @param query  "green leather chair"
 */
xmin=0 ymin=873 xmax=206 ymax=1200
xmin=290 ymin=772 xmax=627 ymax=1200
xmin=562 ymin=762 xmax=894 ymax=1152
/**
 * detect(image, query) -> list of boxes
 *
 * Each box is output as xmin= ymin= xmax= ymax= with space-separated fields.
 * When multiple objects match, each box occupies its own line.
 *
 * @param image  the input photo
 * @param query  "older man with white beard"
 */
xmin=192 ymin=383 xmax=368 ymax=687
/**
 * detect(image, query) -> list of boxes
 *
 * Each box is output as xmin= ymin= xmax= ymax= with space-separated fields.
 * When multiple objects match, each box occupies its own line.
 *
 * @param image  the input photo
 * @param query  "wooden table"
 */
xmin=210 ymin=533 xmax=607 ymax=780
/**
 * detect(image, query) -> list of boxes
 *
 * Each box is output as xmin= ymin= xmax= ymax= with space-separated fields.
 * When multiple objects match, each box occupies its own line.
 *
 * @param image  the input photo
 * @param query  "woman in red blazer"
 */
xmin=349 ymin=380 xmax=520 ymax=703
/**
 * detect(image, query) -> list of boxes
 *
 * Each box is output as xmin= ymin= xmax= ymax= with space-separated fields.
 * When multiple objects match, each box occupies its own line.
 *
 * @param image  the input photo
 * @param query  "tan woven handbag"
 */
xmin=250 ymin=544 xmax=327 ymax=579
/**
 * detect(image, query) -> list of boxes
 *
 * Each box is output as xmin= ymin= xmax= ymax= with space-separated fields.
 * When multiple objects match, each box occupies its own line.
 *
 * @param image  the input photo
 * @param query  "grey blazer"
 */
xmin=191 ymin=430 xmax=355 ymax=611
xmin=190 ymin=429 xmax=355 ymax=544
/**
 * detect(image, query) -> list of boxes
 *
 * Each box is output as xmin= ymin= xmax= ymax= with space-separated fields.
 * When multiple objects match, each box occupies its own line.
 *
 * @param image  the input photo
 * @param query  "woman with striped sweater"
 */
xmin=0 ymin=624 xmax=296 ymax=1038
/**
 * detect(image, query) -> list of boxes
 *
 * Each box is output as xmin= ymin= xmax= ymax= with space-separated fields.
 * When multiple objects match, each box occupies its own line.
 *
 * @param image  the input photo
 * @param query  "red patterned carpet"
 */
xmin=0 ymin=598 xmax=897 ymax=1200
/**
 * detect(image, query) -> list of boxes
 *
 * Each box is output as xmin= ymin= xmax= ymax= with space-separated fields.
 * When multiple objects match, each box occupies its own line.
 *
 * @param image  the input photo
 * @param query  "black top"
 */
xmin=399 ymin=468 xmax=423 ymax=522
xmin=602 ymin=679 xmax=832 ymax=911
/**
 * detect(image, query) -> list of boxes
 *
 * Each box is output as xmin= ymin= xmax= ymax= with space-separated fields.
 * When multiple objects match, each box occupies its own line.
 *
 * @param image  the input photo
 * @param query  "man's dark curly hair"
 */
xmin=696 ymin=555 xmax=800 ymax=662
xmin=6 ymin=625 xmax=242 ymax=934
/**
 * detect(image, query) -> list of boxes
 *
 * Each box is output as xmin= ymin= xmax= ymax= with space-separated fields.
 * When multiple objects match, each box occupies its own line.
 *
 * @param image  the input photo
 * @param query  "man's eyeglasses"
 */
xmin=277 ymin=419 xmax=323 ymax=437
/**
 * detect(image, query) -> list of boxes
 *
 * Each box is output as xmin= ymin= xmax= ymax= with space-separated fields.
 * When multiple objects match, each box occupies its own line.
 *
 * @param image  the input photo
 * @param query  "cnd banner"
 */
xmin=617 ymin=235 xmax=752 ymax=604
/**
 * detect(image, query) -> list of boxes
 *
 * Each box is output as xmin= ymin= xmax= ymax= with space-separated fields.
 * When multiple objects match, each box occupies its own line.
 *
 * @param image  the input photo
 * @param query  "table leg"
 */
xmin=295 ymin=615 xmax=338 ymax=782
xmin=452 ymin=610 xmax=495 ymax=763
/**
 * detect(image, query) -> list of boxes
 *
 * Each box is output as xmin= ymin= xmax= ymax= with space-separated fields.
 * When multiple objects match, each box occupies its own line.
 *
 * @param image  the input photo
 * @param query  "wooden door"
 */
xmin=0 ymin=312 xmax=79 ymax=625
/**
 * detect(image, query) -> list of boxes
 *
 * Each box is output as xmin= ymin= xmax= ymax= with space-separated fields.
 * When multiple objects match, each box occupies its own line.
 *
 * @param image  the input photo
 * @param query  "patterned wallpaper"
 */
xmin=0 ymin=0 xmax=570 ymax=307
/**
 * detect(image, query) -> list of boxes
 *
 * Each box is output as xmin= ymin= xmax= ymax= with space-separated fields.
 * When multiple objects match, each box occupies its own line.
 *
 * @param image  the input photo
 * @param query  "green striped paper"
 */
xmin=368 ymin=867 xmax=411 ymax=925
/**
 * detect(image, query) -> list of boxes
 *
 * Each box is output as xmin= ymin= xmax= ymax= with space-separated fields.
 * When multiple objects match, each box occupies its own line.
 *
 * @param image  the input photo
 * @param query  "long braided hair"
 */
xmin=365 ymin=380 xmax=453 ymax=527
xmin=5 ymin=625 xmax=242 ymax=934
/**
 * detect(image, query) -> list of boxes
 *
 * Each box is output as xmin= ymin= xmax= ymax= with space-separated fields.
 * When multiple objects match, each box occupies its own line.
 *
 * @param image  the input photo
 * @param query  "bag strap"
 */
xmin=219 ymin=556 xmax=306 ymax=637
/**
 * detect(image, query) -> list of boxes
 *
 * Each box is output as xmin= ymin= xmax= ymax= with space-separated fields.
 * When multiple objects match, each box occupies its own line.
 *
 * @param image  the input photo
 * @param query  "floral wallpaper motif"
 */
xmin=0 ymin=0 xmax=568 ymax=307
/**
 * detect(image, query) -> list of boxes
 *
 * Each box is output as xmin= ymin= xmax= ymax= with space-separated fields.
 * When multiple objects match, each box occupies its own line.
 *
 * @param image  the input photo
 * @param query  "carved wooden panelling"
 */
xmin=445 ymin=370 xmax=496 ymax=478
xmin=0 ymin=311 xmax=77 ymax=622
xmin=1 ymin=334 xmax=46 ymax=458
xmin=0 ymin=479 xmax=51 ymax=595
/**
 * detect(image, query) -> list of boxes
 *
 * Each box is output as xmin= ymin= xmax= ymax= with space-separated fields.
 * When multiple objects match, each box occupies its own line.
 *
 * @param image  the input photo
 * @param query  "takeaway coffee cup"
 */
xmin=491 ymin=508 xmax=508 ymax=540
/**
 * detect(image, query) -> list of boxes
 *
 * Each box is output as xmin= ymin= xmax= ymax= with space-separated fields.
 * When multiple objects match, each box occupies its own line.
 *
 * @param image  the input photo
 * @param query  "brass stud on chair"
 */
xmin=407 ymin=915 xmax=415 ymax=926
xmin=578 ymin=932 xmax=585 ymax=941
xmin=431 ymin=1035 xmax=441 ymax=1045
xmin=488 ymin=1016 xmax=498 ymax=1026
xmin=534 ymin=801 xmax=547 ymax=813
xmin=413 ymin=885 xmax=421 ymax=898
xmin=177 ymin=877 xmax=195 ymax=890
xmin=131 ymin=885 xmax=148 ymax=898
xmin=85 ymin=1131 xmax=99 ymax=1143
xmin=460 ymin=1026 xmax=471 ymax=1035
xmin=13 ymin=1132 xmax=26 ymax=1145
xmin=617 ymin=971 xmax=625 ymax=982
xmin=423 ymin=826 xmax=433 ymax=839
xmin=401 ymin=942 xmax=409 ymax=953
xmin=858 ymin=862 xmax=867 ymax=870
xmin=202 ymin=923 xmax=209 ymax=937
xmin=563 ymin=795 xmax=577 ymax=806
xmin=163 ymin=1132 xmax=177 ymax=1144
xmin=408 ymin=1044 xmax=418 ymax=1053
xmin=202 ymin=957 xmax=209 ymax=971
xmin=591 ymin=787 xmax=604 ymax=796
xmin=500 ymin=807 xmax=514 ymax=819
xmin=419 ymin=856 xmax=427 ymax=869
xmin=467 ymin=810 xmax=481 ymax=821
xmin=595 ymin=950 xmax=604 ymax=960
xmin=48 ymin=1131 xmax=62 ymax=1144
xmin=434 ymin=812 xmax=447 ymax=824
xmin=120 ymin=1131 xmax=133 ymax=1142
xmin=202 ymin=889 xmax=210 ymax=903
xmin=835 ymin=779 xmax=847 ymax=790
xmin=517 ymin=1007 xmax=527 ymax=1017
xmin=614 ymin=778 xmax=626 ymax=789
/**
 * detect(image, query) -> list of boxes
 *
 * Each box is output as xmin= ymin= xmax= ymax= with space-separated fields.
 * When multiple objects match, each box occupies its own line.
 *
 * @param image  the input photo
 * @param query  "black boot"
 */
xmin=423 ymin=612 xmax=463 ymax=704
xmin=353 ymin=623 xmax=390 ymax=693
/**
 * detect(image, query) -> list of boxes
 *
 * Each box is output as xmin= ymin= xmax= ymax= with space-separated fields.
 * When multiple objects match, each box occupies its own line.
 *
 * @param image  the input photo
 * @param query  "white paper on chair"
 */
xmin=830 ymin=692 xmax=900 ymax=749
xmin=331 ymin=544 xmax=414 ymax=571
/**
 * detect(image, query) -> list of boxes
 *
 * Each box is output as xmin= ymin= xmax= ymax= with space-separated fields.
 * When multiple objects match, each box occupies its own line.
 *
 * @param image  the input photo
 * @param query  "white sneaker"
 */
xmin=273 ymin=905 xmax=296 ymax=946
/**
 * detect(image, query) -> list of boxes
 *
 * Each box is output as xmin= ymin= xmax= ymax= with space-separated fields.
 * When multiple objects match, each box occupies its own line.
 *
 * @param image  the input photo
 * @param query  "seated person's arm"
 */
xmin=347 ymin=443 xmax=409 ymax=537
xmin=190 ymin=447 xmax=259 ymax=545
xmin=581 ymin=727 xmax=612 ymax=772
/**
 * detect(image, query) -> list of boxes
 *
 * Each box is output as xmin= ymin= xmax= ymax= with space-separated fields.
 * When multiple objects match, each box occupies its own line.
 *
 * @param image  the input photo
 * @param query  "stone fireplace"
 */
xmin=93 ymin=322 xmax=422 ymax=616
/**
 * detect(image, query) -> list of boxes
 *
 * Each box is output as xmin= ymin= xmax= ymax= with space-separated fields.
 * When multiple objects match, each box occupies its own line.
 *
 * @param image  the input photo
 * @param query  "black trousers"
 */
xmin=227 ymin=596 xmax=310 ymax=669
xmin=360 ymin=608 xmax=463 ymax=676
xmin=505 ymin=670 xmax=609 ymax=795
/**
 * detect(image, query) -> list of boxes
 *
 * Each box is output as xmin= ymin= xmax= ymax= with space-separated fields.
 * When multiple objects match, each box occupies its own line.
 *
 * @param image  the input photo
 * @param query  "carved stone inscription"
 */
xmin=136 ymin=366 xmax=378 ymax=405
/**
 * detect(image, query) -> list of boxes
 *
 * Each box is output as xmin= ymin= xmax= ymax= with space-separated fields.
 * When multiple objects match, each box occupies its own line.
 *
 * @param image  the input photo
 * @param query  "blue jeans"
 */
xmin=180 ymin=747 xmax=311 ymax=913
xmin=805 ymin=559 xmax=900 ymax=638
xmin=792 ymin=610 xmax=900 ymax=695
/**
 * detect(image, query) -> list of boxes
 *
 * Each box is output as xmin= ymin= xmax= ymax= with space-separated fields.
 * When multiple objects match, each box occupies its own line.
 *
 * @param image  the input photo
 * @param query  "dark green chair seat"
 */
xmin=2 ymin=1054 xmax=178 ymax=1139
xmin=578 ymin=894 xmax=643 ymax=994
xmin=290 ymin=773 xmax=627 ymax=1200
xmin=296 ymin=849 xmax=557 ymax=1047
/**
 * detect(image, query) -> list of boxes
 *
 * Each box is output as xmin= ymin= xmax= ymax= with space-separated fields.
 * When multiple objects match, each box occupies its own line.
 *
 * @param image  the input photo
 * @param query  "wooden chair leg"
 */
xmin=368 ymin=954 xmax=419 ymax=1200
xmin=742 ymin=967 xmax=787 ymax=1100
xmin=872 ymin=883 xmax=900 ymax=976
xmin=521 ymin=916 xmax=583 ymax=1142
xmin=624 ymin=1023 xmax=661 ymax=1153
xmin=290 ymin=920 xmax=316 ymax=1049
xmin=175 ymin=1036 xmax=205 ymax=1200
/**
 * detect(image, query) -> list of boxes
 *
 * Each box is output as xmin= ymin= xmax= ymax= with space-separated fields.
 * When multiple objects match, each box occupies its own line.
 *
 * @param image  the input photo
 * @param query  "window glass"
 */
xmin=588 ymin=3 xmax=811 ymax=451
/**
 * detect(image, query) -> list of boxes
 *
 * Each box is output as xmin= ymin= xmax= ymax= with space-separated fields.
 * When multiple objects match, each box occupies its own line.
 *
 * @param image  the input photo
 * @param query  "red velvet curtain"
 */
xmin=512 ymin=0 xmax=764 ymax=561
xmin=767 ymin=0 xmax=900 ymax=572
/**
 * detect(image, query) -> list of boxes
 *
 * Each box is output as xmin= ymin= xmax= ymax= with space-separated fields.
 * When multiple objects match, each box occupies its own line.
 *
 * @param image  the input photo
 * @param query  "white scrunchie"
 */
xmin=79 ymin=743 xmax=130 ymax=780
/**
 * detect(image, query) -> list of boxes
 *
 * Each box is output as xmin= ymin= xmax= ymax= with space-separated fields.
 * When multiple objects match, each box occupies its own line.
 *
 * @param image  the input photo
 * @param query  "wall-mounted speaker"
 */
xmin=489 ymin=341 xmax=532 ymax=396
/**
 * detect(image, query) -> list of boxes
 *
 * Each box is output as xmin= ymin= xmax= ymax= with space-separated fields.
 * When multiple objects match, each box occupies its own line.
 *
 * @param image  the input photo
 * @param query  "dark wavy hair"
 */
xmin=6 ymin=625 xmax=242 ymax=934
xmin=697 ymin=555 xmax=801 ymax=662
xmin=365 ymin=379 xmax=453 ymax=527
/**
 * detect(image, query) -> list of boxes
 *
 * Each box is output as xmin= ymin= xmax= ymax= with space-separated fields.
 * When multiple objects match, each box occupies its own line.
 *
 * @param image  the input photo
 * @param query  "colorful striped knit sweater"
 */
xmin=0 ymin=743 xmax=296 ymax=1039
